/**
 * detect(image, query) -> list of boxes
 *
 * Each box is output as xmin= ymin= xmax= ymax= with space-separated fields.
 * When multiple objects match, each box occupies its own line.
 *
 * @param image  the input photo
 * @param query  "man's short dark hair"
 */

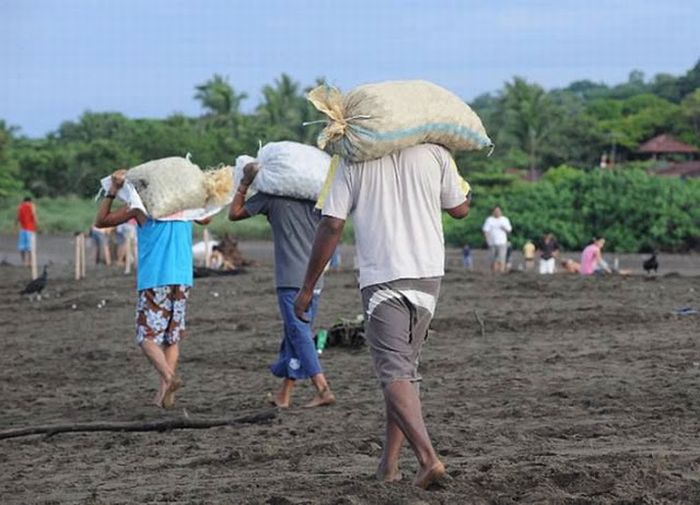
xmin=23 ymin=196 xmax=32 ymax=202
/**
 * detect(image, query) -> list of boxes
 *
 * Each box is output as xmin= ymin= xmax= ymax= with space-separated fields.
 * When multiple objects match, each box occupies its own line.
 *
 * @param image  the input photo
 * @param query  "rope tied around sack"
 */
xmin=306 ymin=85 xmax=373 ymax=149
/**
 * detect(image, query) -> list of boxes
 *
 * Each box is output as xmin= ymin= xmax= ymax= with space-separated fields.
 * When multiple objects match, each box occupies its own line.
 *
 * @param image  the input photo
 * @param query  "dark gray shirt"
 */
xmin=245 ymin=192 xmax=323 ymax=290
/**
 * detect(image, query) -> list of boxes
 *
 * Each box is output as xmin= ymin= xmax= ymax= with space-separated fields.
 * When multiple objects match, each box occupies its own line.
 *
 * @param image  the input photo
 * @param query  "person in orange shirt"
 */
xmin=16 ymin=197 xmax=38 ymax=267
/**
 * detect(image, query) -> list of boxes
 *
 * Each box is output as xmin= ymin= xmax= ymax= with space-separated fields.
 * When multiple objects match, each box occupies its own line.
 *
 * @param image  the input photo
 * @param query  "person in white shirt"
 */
xmin=482 ymin=206 xmax=512 ymax=273
xmin=293 ymin=144 xmax=470 ymax=489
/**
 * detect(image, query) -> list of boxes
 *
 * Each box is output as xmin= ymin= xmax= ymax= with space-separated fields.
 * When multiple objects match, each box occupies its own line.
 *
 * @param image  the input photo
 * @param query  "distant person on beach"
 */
xmin=462 ymin=243 xmax=473 ymax=269
xmin=505 ymin=241 xmax=513 ymax=271
xmin=580 ymin=237 xmax=612 ymax=276
xmin=561 ymin=258 xmax=580 ymax=274
xmin=522 ymin=239 xmax=535 ymax=271
xmin=294 ymin=144 xmax=470 ymax=489
xmin=95 ymin=169 xmax=208 ymax=409
xmin=115 ymin=219 xmax=137 ymax=267
xmin=16 ymin=197 xmax=38 ymax=267
xmin=89 ymin=225 xmax=112 ymax=266
xmin=482 ymin=206 xmax=512 ymax=273
xmin=229 ymin=162 xmax=334 ymax=409
xmin=539 ymin=233 xmax=560 ymax=274
xmin=329 ymin=246 xmax=342 ymax=271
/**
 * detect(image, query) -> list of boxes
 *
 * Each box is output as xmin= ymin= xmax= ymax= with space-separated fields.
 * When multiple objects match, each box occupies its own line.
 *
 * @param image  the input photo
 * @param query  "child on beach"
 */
xmin=95 ymin=169 xmax=208 ymax=408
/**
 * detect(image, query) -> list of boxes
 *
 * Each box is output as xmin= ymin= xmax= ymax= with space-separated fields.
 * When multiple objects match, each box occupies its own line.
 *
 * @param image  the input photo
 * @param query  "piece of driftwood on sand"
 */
xmin=0 ymin=408 xmax=278 ymax=441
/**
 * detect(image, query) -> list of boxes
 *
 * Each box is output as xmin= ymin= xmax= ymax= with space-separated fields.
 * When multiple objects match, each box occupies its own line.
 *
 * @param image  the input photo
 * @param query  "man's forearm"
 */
xmin=94 ymin=194 xmax=115 ymax=228
xmin=228 ymin=183 xmax=250 ymax=221
xmin=302 ymin=217 xmax=345 ymax=291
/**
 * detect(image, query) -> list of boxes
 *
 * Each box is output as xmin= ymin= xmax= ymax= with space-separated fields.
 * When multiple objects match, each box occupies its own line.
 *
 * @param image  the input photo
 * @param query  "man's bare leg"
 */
xmin=161 ymin=344 xmax=181 ymax=408
xmin=304 ymin=373 xmax=335 ymax=408
xmin=384 ymin=380 xmax=444 ymax=489
xmin=271 ymin=378 xmax=295 ymax=408
xmin=141 ymin=340 xmax=177 ymax=407
xmin=377 ymin=400 xmax=405 ymax=482
xmin=103 ymin=245 xmax=112 ymax=266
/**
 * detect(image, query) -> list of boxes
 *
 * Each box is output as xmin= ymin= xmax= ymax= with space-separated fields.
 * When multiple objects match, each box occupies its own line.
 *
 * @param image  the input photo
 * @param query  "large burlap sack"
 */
xmin=234 ymin=141 xmax=331 ymax=201
xmin=100 ymin=156 xmax=233 ymax=220
xmin=307 ymin=80 xmax=493 ymax=162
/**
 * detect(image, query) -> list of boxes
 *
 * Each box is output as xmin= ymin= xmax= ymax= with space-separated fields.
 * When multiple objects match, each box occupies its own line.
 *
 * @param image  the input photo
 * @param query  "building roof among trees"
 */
xmin=655 ymin=161 xmax=700 ymax=178
xmin=638 ymin=134 xmax=698 ymax=154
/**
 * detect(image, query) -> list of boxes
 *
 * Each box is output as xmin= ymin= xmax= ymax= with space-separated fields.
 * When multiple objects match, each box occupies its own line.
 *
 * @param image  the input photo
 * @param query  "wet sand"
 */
xmin=1 ymin=240 xmax=700 ymax=504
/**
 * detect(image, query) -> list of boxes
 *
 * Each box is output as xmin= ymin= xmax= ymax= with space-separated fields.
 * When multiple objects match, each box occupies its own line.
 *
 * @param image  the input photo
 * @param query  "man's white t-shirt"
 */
xmin=322 ymin=144 xmax=466 ymax=289
xmin=482 ymin=216 xmax=512 ymax=246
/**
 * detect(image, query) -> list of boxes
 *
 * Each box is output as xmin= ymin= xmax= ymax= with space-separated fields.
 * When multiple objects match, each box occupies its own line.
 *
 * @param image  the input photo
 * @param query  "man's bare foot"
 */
xmin=376 ymin=462 xmax=402 ymax=483
xmin=162 ymin=375 xmax=183 ymax=409
xmin=267 ymin=392 xmax=290 ymax=408
xmin=303 ymin=387 xmax=335 ymax=408
xmin=414 ymin=460 xmax=445 ymax=489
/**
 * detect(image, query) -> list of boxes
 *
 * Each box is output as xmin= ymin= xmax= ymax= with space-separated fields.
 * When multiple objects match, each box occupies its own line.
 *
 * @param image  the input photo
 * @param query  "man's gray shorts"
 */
xmin=490 ymin=244 xmax=508 ymax=263
xmin=361 ymin=277 xmax=441 ymax=387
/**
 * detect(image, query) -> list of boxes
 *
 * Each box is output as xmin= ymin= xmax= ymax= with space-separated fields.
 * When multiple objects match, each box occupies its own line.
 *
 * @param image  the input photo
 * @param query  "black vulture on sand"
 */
xmin=20 ymin=265 xmax=48 ymax=298
xmin=643 ymin=253 xmax=658 ymax=274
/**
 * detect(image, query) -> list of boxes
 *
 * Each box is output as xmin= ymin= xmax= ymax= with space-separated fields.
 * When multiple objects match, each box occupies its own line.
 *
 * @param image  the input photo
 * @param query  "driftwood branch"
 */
xmin=0 ymin=408 xmax=278 ymax=441
xmin=473 ymin=310 xmax=486 ymax=337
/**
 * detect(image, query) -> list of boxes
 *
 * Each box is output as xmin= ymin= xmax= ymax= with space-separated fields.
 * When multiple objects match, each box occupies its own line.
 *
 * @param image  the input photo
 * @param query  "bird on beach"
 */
xmin=20 ymin=265 xmax=48 ymax=299
xmin=643 ymin=253 xmax=658 ymax=274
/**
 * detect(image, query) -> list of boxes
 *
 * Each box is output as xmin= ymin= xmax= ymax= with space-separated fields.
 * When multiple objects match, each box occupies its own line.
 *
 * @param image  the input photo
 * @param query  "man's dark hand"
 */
xmin=294 ymin=287 xmax=313 ymax=323
xmin=241 ymin=162 xmax=260 ymax=186
xmin=110 ymin=169 xmax=127 ymax=194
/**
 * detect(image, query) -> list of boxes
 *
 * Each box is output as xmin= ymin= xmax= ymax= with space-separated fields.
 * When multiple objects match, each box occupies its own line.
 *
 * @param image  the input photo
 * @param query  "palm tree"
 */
xmin=257 ymin=73 xmax=307 ymax=141
xmin=501 ymin=77 xmax=555 ymax=176
xmin=194 ymin=75 xmax=247 ymax=117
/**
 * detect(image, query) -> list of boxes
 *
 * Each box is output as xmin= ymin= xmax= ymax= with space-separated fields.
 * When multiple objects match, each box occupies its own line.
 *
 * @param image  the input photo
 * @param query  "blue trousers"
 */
xmin=270 ymin=288 xmax=323 ymax=380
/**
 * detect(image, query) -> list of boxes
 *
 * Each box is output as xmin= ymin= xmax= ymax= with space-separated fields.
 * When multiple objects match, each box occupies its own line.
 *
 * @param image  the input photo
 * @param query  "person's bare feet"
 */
xmin=161 ymin=375 xmax=183 ymax=409
xmin=414 ymin=460 xmax=445 ymax=489
xmin=267 ymin=392 xmax=290 ymax=408
xmin=376 ymin=462 xmax=402 ymax=483
xmin=303 ymin=387 xmax=335 ymax=408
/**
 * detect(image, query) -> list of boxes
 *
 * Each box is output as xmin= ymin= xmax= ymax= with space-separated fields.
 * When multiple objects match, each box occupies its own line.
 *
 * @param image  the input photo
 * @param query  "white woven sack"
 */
xmin=307 ymin=80 xmax=493 ymax=162
xmin=234 ymin=142 xmax=331 ymax=201
xmin=125 ymin=157 xmax=207 ymax=218
xmin=99 ymin=156 xmax=233 ymax=221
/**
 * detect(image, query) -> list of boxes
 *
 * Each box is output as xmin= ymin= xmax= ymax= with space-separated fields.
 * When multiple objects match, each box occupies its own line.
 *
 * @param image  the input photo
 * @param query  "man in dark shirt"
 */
xmin=539 ymin=233 xmax=560 ymax=274
xmin=229 ymin=162 xmax=334 ymax=408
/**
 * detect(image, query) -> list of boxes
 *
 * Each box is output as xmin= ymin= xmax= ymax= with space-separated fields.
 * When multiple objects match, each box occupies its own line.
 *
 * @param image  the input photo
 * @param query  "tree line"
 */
xmin=1 ymin=63 xmax=698 ymax=251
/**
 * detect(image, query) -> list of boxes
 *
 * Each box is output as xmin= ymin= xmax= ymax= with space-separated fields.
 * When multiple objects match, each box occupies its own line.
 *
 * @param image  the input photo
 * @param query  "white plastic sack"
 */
xmin=234 ymin=141 xmax=331 ymax=201
xmin=307 ymin=80 xmax=493 ymax=162
xmin=233 ymin=154 xmax=258 ymax=198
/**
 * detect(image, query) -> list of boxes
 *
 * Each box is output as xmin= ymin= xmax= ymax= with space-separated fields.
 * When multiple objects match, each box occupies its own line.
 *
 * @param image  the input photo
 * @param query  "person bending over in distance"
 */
xmin=580 ymin=237 xmax=612 ymax=276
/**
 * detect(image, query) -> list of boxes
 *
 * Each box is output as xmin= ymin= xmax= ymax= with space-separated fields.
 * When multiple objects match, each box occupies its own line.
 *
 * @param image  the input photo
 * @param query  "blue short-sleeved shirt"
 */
xmin=136 ymin=219 xmax=193 ymax=291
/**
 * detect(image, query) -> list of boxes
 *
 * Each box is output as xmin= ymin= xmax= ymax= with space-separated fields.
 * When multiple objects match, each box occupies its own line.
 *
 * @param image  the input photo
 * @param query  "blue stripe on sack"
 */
xmin=349 ymin=122 xmax=493 ymax=148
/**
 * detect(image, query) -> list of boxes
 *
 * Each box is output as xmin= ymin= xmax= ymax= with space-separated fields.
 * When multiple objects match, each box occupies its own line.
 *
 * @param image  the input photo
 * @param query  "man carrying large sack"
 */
xmin=294 ymin=143 xmax=470 ymax=488
xmin=229 ymin=163 xmax=335 ymax=409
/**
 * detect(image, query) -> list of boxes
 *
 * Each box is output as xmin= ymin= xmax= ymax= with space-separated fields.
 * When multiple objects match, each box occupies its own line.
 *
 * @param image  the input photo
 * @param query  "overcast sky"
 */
xmin=2 ymin=0 xmax=699 ymax=137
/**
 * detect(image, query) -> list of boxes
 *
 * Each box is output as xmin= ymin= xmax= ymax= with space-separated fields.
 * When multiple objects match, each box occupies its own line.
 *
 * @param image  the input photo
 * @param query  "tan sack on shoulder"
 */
xmin=307 ymin=80 xmax=493 ymax=162
xmin=126 ymin=156 xmax=232 ymax=218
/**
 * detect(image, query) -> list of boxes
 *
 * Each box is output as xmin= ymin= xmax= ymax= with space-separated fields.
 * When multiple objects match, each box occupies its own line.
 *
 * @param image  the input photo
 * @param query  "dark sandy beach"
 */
xmin=1 ymin=237 xmax=700 ymax=504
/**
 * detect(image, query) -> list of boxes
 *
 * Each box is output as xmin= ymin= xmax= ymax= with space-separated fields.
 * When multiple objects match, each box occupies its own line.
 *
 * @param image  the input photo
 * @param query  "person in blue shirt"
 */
xmin=95 ymin=169 xmax=209 ymax=409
